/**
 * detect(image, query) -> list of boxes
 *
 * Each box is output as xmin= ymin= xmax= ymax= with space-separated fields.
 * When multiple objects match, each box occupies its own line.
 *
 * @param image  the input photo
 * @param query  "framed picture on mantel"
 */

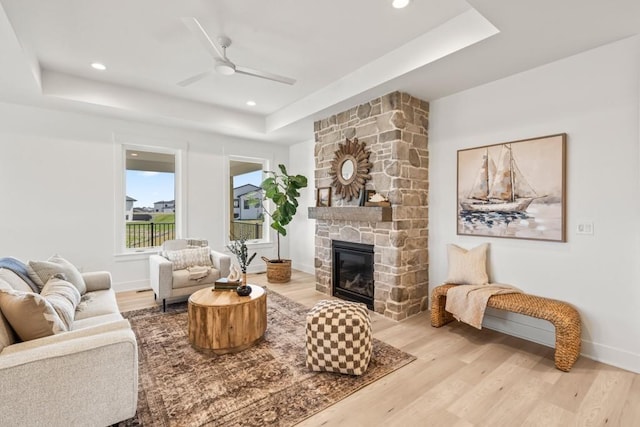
xmin=317 ymin=187 xmax=331 ymax=207
xmin=457 ymin=133 xmax=566 ymax=242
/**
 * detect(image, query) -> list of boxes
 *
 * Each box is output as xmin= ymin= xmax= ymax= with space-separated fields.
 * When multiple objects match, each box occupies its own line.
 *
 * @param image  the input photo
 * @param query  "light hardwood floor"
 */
xmin=116 ymin=270 xmax=640 ymax=426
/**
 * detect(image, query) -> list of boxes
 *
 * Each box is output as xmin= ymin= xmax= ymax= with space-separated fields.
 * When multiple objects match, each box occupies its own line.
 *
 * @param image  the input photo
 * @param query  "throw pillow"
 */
xmin=0 ymin=289 xmax=67 ymax=341
xmin=27 ymin=254 xmax=87 ymax=295
xmin=0 ymin=268 xmax=36 ymax=293
xmin=40 ymin=276 xmax=81 ymax=330
xmin=0 ymin=279 xmax=17 ymax=351
xmin=446 ymin=243 xmax=489 ymax=286
xmin=165 ymin=246 xmax=213 ymax=271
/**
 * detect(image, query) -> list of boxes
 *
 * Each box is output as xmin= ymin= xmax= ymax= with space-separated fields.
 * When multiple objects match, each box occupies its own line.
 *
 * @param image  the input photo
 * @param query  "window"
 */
xmin=125 ymin=149 xmax=176 ymax=249
xmin=229 ymin=157 xmax=267 ymax=242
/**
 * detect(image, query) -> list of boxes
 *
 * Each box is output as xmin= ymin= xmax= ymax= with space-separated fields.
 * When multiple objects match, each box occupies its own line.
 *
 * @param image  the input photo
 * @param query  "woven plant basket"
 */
xmin=262 ymin=257 xmax=292 ymax=283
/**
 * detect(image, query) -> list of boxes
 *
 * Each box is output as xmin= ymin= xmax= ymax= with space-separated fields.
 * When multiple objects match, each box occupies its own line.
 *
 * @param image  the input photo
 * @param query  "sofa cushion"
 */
xmin=446 ymin=243 xmax=490 ymax=286
xmin=28 ymin=255 xmax=87 ymax=295
xmin=0 ymin=268 xmax=34 ymax=293
xmin=74 ymin=289 xmax=121 ymax=321
xmin=40 ymin=276 xmax=82 ymax=330
xmin=164 ymin=246 xmax=213 ymax=271
xmin=171 ymin=268 xmax=220 ymax=290
xmin=0 ymin=288 xmax=67 ymax=341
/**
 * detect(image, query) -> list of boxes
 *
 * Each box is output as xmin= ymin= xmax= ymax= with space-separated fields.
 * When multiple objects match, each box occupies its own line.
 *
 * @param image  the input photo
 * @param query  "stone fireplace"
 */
xmin=309 ymin=91 xmax=429 ymax=321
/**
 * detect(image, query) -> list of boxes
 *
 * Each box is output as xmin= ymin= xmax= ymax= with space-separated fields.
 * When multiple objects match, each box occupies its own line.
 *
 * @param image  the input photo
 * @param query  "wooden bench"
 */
xmin=430 ymin=283 xmax=581 ymax=372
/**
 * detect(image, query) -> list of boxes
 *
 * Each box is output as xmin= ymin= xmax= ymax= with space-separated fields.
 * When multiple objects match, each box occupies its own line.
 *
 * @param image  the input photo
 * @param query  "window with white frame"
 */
xmin=229 ymin=157 xmax=267 ymax=242
xmin=123 ymin=148 xmax=178 ymax=249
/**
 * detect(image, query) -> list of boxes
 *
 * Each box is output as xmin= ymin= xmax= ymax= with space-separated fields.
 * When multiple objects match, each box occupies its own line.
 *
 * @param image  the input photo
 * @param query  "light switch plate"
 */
xmin=576 ymin=222 xmax=594 ymax=235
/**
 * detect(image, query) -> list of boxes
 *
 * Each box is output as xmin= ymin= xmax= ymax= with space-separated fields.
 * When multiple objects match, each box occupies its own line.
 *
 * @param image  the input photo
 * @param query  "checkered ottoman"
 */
xmin=305 ymin=300 xmax=373 ymax=376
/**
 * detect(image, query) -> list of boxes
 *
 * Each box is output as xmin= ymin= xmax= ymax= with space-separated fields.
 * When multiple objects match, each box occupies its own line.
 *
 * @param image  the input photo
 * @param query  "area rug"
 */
xmin=117 ymin=290 xmax=415 ymax=426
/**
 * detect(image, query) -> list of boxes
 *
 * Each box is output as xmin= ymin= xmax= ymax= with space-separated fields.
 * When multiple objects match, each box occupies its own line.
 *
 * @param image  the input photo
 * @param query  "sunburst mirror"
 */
xmin=329 ymin=137 xmax=372 ymax=201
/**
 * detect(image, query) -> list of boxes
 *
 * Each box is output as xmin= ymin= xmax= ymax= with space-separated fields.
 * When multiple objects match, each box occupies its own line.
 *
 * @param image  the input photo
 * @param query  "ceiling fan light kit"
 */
xmin=392 ymin=0 xmax=410 ymax=9
xmin=180 ymin=17 xmax=296 ymax=86
xmin=215 ymin=59 xmax=236 ymax=75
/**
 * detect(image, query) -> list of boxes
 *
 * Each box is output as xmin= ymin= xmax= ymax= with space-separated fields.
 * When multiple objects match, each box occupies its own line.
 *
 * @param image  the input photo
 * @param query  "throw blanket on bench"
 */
xmin=0 ymin=257 xmax=40 ymax=292
xmin=445 ymin=283 xmax=522 ymax=329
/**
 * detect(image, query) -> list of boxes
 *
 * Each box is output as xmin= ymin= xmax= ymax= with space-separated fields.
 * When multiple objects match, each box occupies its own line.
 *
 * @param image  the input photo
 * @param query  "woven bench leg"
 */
xmin=552 ymin=310 xmax=582 ymax=372
xmin=430 ymin=291 xmax=454 ymax=327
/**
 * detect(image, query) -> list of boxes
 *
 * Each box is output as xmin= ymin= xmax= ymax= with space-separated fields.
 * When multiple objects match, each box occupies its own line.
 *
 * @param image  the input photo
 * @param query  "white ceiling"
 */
xmin=1 ymin=0 xmax=640 ymax=144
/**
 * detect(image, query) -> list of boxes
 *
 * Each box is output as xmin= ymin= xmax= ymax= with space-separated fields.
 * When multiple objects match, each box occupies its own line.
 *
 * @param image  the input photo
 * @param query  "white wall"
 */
xmin=288 ymin=139 xmax=316 ymax=274
xmin=0 ymin=102 xmax=289 ymax=291
xmin=429 ymin=36 xmax=640 ymax=373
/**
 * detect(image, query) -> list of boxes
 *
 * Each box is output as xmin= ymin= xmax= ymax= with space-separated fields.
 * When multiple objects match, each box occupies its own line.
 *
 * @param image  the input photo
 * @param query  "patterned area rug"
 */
xmin=118 ymin=290 xmax=415 ymax=426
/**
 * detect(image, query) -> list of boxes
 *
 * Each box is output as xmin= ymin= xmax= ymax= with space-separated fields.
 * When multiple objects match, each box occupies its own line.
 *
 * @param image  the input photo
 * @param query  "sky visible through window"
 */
xmin=234 ymin=170 xmax=262 ymax=188
xmin=126 ymin=169 xmax=260 ymax=209
xmin=126 ymin=170 xmax=175 ymax=208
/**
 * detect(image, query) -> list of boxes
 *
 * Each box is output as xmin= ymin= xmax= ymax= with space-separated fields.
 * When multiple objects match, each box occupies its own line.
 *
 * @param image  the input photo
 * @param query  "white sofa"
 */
xmin=0 ymin=269 xmax=137 ymax=426
xmin=149 ymin=239 xmax=231 ymax=311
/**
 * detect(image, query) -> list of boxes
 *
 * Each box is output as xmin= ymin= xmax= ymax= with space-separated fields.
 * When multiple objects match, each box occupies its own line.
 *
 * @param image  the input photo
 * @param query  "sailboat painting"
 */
xmin=457 ymin=134 xmax=566 ymax=242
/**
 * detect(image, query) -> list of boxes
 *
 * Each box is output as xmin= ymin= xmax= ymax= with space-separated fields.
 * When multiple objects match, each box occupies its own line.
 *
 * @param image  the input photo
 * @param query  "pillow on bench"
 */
xmin=446 ymin=243 xmax=489 ymax=286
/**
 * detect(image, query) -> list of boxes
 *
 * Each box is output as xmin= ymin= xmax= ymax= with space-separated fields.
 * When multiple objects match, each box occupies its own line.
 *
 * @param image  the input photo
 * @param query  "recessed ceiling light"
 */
xmin=392 ymin=0 xmax=410 ymax=8
xmin=246 ymin=100 xmax=256 ymax=106
xmin=130 ymin=152 xmax=138 ymax=157
xmin=91 ymin=62 xmax=106 ymax=71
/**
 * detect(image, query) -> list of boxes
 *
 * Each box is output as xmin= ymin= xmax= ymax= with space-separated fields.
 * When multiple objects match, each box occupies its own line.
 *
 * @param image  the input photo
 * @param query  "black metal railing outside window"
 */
xmin=126 ymin=222 xmax=175 ymax=248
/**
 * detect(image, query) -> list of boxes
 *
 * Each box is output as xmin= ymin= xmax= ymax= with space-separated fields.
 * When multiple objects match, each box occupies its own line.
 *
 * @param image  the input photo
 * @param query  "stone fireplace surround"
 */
xmin=309 ymin=91 xmax=429 ymax=321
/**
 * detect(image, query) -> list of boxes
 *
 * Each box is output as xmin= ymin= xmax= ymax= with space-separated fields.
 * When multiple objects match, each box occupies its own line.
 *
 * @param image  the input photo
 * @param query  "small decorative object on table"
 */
xmin=226 ymin=234 xmax=257 ymax=296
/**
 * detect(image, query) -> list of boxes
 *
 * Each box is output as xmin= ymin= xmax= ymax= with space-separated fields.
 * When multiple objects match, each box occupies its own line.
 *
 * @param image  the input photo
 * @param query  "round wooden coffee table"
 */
xmin=187 ymin=285 xmax=267 ymax=354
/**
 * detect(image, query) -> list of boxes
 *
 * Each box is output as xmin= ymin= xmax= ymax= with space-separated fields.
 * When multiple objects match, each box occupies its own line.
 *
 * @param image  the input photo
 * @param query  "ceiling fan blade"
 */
xmin=235 ymin=66 xmax=296 ymax=85
xmin=177 ymin=70 xmax=214 ymax=87
xmin=181 ymin=17 xmax=224 ymax=60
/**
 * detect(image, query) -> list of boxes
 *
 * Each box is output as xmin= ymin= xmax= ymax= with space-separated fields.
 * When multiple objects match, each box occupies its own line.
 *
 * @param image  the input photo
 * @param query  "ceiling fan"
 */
xmin=178 ymin=17 xmax=296 ymax=87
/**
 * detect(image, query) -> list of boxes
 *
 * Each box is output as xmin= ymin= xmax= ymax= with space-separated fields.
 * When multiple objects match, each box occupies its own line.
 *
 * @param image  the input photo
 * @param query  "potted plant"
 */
xmin=260 ymin=164 xmax=308 ymax=283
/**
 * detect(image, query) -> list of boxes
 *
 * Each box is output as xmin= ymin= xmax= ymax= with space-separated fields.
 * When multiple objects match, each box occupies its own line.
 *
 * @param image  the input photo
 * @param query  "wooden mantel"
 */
xmin=308 ymin=206 xmax=393 ymax=222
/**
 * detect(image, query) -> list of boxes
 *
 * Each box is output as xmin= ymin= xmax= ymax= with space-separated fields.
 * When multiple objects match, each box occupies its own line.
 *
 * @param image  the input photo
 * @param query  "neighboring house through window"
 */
xmin=229 ymin=158 xmax=266 ymax=242
xmin=125 ymin=196 xmax=136 ymax=221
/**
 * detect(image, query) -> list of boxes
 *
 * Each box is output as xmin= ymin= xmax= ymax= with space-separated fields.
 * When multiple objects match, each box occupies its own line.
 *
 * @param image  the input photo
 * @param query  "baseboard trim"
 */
xmin=292 ymin=262 xmax=314 ymax=275
xmin=482 ymin=312 xmax=640 ymax=374
xmin=580 ymin=340 xmax=640 ymax=374
xmin=113 ymin=279 xmax=150 ymax=293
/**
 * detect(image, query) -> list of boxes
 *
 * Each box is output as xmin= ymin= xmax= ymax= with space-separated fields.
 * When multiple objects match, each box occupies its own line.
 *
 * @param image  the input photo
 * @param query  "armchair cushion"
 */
xmin=171 ymin=268 xmax=221 ymax=289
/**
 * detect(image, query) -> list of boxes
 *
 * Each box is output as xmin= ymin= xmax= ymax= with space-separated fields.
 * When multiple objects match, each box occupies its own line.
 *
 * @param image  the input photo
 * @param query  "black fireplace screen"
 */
xmin=332 ymin=240 xmax=374 ymax=309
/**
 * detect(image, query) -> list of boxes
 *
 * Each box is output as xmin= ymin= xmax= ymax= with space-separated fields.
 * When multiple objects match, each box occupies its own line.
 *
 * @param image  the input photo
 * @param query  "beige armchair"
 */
xmin=149 ymin=239 xmax=231 ymax=311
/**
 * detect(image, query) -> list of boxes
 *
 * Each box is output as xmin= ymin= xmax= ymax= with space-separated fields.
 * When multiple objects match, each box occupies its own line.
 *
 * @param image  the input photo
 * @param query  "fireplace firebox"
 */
xmin=332 ymin=240 xmax=374 ymax=309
